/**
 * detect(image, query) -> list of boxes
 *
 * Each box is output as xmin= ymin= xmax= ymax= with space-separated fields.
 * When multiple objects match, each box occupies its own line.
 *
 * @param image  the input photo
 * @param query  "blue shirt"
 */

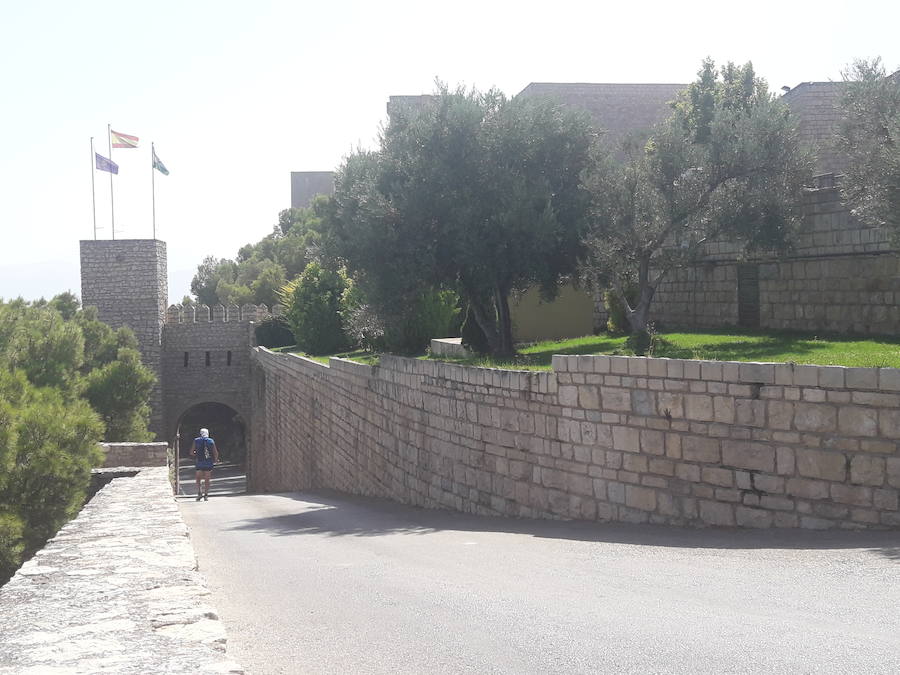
xmin=194 ymin=437 xmax=215 ymax=462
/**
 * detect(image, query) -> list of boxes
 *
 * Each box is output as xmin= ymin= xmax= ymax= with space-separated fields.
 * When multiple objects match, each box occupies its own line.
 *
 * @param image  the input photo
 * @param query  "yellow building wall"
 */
xmin=510 ymin=283 xmax=595 ymax=343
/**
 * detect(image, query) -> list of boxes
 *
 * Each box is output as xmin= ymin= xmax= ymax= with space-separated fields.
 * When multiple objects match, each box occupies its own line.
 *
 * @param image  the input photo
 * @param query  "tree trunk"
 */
xmin=494 ymin=286 xmax=515 ymax=358
xmin=468 ymin=296 xmax=502 ymax=355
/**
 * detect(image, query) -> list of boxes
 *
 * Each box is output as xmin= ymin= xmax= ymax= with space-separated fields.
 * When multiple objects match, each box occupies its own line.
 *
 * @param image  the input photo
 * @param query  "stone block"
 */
xmin=641 ymin=429 xmax=665 ymax=455
xmin=774 ymin=512 xmax=799 ymax=528
xmin=885 ymin=457 xmax=900 ymax=488
xmin=735 ymin=506 xmax=774 ymax=528
xmin=625 ymin=485 xmax=657 ymax=511
xmin=786 ymin=478 xmax=830 ymax=500
xmin=607 ymin=481 xmax=626 ymax=504
xmin=735 ymin=400 xmax=766 ymax=427
xmin=838 ymin=406 xmax=878 ymax=437
xmin=675 ymin=463 xmax=701 ymax=482
xmin=760 ymin=495 xmax=795 ymax=511
xmin=879 ymin=410 xmax=900 ymax=439
xmin=767 ymin=401 xmax=794 ymax=430
xmin=657 ymin=392 xmax=684 ymax=418
xmin=830 ymin=484 xmax=872 ymax=507
xmin=850 ymin=455 xmax=885 ymax=486
xmin=623 ymin=454 xmax=648 ymax=473
xmin=874 ymin=488 xmax=899 ymax=511
xmin=878 ymin=368 xmax=900 ymax=391
xmin=774 ymin=364 xmax=794 ymax=386
xmin=722 ymin=441 xmax=775 ymax=472
xmin=713 ymin=396 xmax=735 ymax=423
xmin=601 ymin=387 xmax=632 ymax=412
xmin=612 ymin=426 xmax=640 ymax=453
xmin=799 ymin=516 xmax=836 ymax=530
xmin=649 ymin=458 xmax=674 ymax=476
xmin=631 ymin=390 xmax=656 ymax=416
xmin=753 ymin=474 xmax=784 ymax=494
xmin=702 ymin=467 xmax=734 ymax=487
xmin=796 ymin=449 xmax=846 ymax=481
xmin=776 ymin=447 xmax=795 ymax=475
xmin=793 ymin=403 xmax=837 ymax=433
xmin=792 ymin=365 xmax=819 ymax=387
xmin=579 ymin=386 xmax=600 ymax=410
xmin=845 ymin=367 xmax=878 ymax=389
xmin=682 ymin=436 xmax=720 ymax=463
xmin=739 ymin=362 xmax=775 ymax=384
xmin=699 ymin=500 xmax=735 ymax=526
xmin=684 ymin=395 xmax=714 ymax=421
xmin=818 ymin=366 xmax=845 ymax=389
xmin=558 ymin=385 xmax=578 ymax=407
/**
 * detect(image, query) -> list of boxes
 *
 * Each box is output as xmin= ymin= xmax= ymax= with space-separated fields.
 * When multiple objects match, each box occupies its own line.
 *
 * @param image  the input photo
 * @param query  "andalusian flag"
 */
xmin=152 ymin=146 xmax=169 ymax=175
xmin=110 ymin=129 xmax=139 ymax=148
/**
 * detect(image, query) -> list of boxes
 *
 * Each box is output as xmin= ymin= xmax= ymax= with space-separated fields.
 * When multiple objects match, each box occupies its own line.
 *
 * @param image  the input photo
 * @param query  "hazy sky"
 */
xmin=2 ymin=0 xmax=898 ymax=305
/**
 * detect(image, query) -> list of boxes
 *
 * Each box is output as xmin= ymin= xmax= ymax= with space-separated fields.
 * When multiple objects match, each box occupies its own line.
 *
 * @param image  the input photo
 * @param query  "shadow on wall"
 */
xmin=226 ymin=490 xmax=900 ymax=560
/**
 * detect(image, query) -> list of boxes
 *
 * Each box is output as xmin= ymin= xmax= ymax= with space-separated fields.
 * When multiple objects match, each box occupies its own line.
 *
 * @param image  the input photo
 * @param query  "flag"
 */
xmin=95 ymin=153 xmax=119 ymax=174
xmin=110 ymin=129 xmax=139 ymax=148
xmin=152 ymin=147 xmax=169 ymax=175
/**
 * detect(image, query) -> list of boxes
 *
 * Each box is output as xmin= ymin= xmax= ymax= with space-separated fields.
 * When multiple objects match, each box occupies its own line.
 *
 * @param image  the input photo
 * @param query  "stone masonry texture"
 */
xmin=250 ymin=350 xmax=900 ymax=531
xmin=80 ymin=240 xmax=168 ymax=438
xmin=0 ymin=467 xmax=243 ymax=674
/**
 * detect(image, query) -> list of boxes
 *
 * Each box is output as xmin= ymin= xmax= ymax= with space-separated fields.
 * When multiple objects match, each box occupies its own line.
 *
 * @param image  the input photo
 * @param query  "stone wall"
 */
xmin=100 ymin=442 xmax=169 ymax=467
xmin=251 ymin=349 xmax=900 ymax=530
xmin=80 ymin=239 xmax=168 ymax=437
xmin=161 ymin=308 xmax=256 ymax=444
xmin=0 ymin=468 xmax=242 ymax=673
xmin=652 ymin=180 xmax=899 ymax=334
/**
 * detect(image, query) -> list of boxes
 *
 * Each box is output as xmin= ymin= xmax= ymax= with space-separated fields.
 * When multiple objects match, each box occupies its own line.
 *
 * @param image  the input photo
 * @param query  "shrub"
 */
xmin=280 ymin=262 xmax=349 ymax=356
xmin=383 ymin=289 xmax=460 ymax=354
xmin=255 ymin=315 xmax=295 ymax=349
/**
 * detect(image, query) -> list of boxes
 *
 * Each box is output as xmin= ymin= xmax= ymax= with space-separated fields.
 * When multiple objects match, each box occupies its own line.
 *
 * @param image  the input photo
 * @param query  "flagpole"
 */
xmin=151 ymin=142 xmax=157 ymax=240
xmin=90 ymin=137 xmax=97 ymax=240
xmin=107 ymin=123 xmax=115 ymax=240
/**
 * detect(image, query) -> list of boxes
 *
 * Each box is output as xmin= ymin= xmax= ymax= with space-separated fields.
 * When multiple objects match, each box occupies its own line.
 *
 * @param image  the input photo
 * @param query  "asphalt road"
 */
xmin=179 ymin=468 xmax=900 ymax=674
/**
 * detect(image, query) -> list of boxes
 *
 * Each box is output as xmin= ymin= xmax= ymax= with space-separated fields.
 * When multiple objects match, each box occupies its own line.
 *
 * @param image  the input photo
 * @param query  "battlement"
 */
xmin=165 ymin=303 xmax=284 ymax=324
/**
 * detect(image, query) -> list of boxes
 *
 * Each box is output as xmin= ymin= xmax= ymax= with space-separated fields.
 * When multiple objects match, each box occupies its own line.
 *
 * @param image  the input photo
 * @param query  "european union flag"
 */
xmin=95 ymin=152 xmax=118 ymax=175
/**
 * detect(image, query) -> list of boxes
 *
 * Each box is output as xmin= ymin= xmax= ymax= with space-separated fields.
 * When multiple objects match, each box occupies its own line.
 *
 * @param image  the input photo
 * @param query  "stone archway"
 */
xmin=176 ymin=402 xmax=247 ymax=467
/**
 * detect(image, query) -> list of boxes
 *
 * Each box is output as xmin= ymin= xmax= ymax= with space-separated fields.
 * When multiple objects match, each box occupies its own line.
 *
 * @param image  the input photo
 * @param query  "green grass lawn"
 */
xmin=273 ymin=345 xmax=381 ymax=366
xmin=274 ymin=330 xmax=900 ymax=370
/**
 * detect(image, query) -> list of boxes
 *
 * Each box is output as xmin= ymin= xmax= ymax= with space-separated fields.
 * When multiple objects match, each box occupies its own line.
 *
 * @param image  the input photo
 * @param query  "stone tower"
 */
xmin=79 ymin=240 xmax=167 ymax=438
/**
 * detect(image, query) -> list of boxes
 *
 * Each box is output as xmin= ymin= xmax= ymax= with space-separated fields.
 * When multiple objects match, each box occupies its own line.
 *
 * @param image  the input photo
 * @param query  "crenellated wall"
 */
xmin=160 ymin=304 xmax=263 ymax=443
xmin=250 ymin=349 xmax=900 ymax=530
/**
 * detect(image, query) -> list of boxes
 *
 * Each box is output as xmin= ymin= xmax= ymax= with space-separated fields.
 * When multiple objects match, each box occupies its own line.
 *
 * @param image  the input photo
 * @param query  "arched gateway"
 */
xmin=79 ymin=239 xmax=262 ymax=472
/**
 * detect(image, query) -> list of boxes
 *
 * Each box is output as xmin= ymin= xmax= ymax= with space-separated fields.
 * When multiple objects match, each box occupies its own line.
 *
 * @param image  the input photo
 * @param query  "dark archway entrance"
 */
xmin=176 ymin=402 xmax=247 ymax=498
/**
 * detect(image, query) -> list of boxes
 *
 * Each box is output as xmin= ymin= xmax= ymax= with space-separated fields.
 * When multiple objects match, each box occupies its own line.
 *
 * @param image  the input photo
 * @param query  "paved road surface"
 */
xmin=179 ymin=468 xmax=900 ymax=674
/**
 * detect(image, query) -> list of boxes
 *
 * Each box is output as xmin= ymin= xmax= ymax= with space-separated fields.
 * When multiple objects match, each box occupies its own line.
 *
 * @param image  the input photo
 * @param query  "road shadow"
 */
xmin=227 ymin=489 xmax=900 ymax=559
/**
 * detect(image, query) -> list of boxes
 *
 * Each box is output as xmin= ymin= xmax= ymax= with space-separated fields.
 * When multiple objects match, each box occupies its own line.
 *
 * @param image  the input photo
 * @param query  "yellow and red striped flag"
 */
xmin=110 ymin=129 xmax=139 ymax=148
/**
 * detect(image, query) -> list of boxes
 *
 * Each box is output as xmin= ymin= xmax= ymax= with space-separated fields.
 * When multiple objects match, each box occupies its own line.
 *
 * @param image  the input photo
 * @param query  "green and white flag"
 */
xmin=152 ymin=146 xmax=169 ymax=175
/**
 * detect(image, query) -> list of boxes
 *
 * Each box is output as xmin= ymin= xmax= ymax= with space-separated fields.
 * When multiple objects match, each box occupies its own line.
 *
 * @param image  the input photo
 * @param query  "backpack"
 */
xmin=195 ymin=437 xmax=213 ymax=461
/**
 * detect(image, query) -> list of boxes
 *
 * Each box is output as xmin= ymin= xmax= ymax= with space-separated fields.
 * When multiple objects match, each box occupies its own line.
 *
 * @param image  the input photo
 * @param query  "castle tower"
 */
xmin=79 ymin=240 xmax=167 ymax=438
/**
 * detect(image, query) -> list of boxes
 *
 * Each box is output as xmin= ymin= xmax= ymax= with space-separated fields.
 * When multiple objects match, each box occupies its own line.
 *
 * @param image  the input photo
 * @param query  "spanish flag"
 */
xmin=110 ymin=129 xmax=139 ymax=148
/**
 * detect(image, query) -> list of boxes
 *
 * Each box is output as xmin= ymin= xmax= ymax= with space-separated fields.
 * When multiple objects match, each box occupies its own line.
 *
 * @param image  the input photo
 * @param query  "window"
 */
xmin=205 ymin=351 xmax=211 ymax=366
xmin=227 ymin=350 xmax=232 ymax=366
xmin=183 ymin=352 xmax=189 ymax=367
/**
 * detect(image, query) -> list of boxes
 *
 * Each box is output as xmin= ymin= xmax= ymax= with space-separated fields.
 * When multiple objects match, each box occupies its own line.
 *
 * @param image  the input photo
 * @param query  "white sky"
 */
xmin=1 ymin=0 xmax=898 ymax=304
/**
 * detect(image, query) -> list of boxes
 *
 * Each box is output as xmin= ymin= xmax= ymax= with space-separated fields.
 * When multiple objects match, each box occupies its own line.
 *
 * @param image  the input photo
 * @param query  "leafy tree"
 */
xmin=582 ymin=60 xmax=813 ymax=338
xmin=82 ymin=348 xmax=155 ymax=442
xmin=836 ymin=58 xmax=900 ymax=238
xmin=187 ymin=200 xmax=329 ymax=308
xmin=281 ymin=262 xmax=349 ymax=355
xmin=325 ymin=85 xmax=595 ymax=356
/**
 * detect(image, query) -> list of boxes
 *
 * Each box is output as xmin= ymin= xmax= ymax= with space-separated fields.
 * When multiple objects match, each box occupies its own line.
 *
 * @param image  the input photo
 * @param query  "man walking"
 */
xmin=190 ymin=428 xmax=219 ymax=501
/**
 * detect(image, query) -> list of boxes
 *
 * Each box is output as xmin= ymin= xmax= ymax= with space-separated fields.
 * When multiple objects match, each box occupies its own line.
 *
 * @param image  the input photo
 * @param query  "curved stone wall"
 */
xmin=250 ymin=349 xmax=900 ymax=530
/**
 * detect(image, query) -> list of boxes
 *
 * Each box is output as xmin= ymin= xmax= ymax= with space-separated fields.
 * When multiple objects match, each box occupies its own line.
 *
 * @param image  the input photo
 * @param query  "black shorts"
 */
xmin=195 ymin=460 xmax=214 ymax=471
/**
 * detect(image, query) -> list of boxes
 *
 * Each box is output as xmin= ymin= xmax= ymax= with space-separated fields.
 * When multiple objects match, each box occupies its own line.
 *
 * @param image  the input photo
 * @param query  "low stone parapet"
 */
xmin=0 ymin=467 xmax=243 ymax=673
xmin=100 ymin=441 xmax=170 ymax=468
xmin=430 ymin=337 xmax=468 ymax=357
